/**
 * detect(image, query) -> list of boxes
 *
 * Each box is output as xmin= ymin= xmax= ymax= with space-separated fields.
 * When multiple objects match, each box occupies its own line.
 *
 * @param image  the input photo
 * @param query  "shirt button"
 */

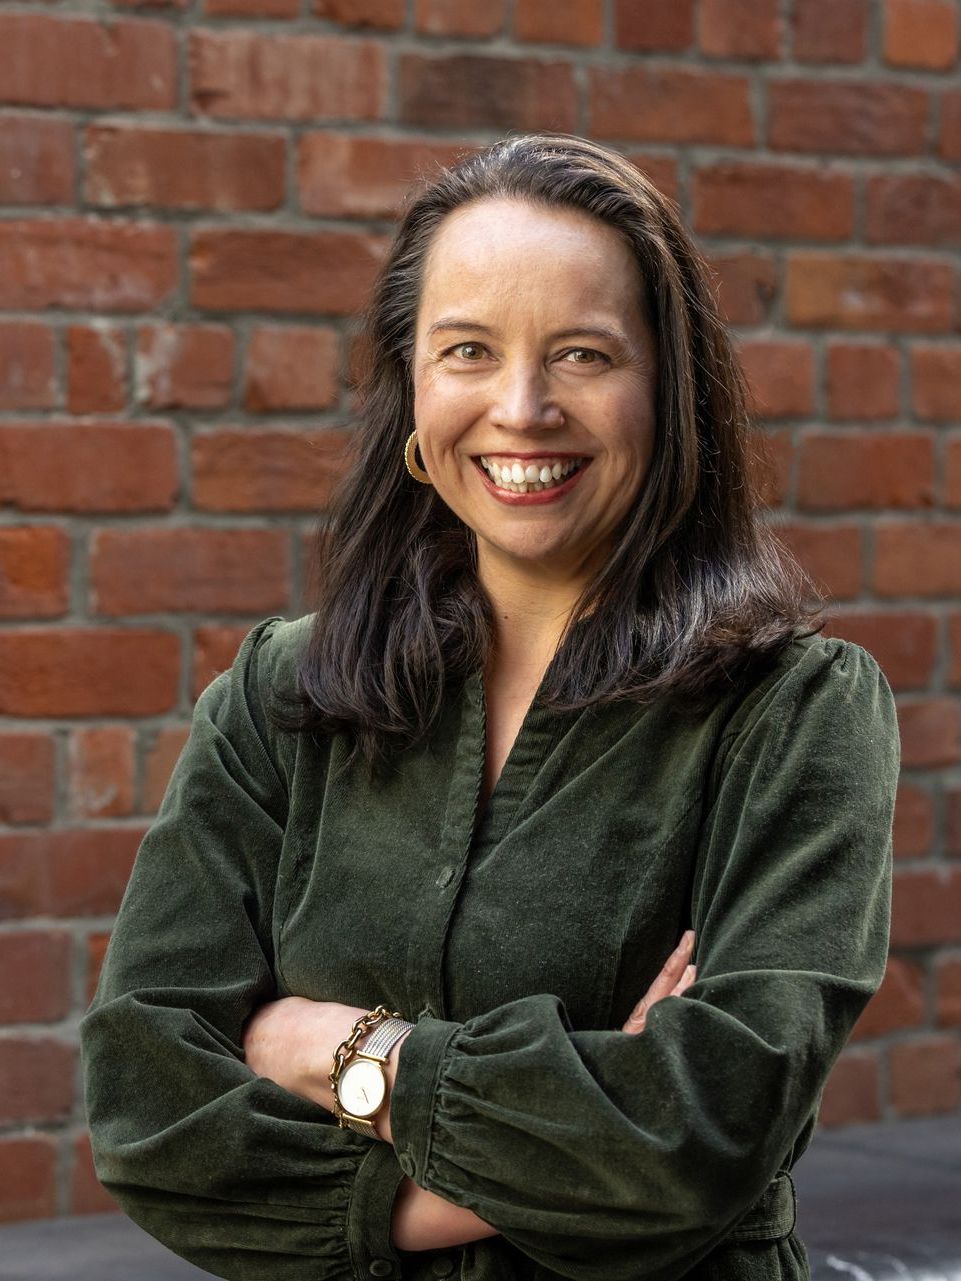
xmin=369 ymin=1260 xmax=392 ymax=1277
xmin=431 ymin=1258 xmax=455 ymax=1277
xmin=435 ymin=866 xmax=454 ymax=888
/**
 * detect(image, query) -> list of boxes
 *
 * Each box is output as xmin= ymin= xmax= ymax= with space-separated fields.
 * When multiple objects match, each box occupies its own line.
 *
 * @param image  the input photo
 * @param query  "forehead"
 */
xmin=417 ymin=198 xmax=645 ymax=326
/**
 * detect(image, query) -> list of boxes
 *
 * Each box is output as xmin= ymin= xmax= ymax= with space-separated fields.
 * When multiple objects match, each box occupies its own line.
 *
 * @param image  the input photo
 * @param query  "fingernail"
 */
xmin=683 ymin=965 xmax=696 ymax=980
xmin=681 ymin=930 xmax=694 ymax=950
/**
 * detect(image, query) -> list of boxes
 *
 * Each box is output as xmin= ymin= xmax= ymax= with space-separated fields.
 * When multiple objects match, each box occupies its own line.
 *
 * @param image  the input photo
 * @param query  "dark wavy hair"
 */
xmin=271 ymin=132 xmax=823 ymax=771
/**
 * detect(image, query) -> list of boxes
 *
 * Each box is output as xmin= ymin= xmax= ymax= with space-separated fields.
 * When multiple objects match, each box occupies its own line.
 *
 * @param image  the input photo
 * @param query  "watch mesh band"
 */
xmin=359 ymin=1017 xmax=415 ymax=1062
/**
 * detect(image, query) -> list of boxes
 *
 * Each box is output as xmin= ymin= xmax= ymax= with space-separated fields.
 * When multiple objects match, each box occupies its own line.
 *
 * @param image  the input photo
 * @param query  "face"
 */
xmin=412 ymin=197 xmax=657 ymax=590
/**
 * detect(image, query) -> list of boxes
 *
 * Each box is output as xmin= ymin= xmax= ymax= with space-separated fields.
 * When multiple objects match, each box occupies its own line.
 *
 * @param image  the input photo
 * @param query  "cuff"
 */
xmin=389 ymin=1014 xmax=461 ymax=1187
xmin=346 ymin=1140 xmax=407 ymax=1281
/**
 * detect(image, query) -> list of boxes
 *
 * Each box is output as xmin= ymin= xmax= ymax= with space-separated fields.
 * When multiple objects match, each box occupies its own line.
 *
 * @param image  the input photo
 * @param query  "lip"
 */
xmin=472 ymin=457 xmax=590 ymax=505
xmin=476 ymin=451 xmax=589 ymax=461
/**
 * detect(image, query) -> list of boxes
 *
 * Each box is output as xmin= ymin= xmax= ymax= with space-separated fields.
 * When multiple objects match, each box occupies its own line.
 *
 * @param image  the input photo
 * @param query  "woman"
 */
xmin=81 ymin=133 xmax=900 ymax=1281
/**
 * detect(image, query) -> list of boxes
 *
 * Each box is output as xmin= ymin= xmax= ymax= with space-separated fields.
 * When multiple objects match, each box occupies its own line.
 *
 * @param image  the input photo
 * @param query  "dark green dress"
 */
xmin=80 ymin=613 xmax=900 ymax=1281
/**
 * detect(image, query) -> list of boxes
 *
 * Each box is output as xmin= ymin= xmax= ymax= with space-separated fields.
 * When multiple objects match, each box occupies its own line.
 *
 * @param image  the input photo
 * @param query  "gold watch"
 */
xmin=330 ymin=1007 xmax=415 ymax=1140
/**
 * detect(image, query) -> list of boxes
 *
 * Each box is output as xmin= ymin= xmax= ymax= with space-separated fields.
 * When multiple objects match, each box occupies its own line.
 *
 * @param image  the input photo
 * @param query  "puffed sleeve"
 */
xmin=80 ymin=617 xmax=408 ymax=1281
xmin=389 ymin=638 xmax=900 ymax=1281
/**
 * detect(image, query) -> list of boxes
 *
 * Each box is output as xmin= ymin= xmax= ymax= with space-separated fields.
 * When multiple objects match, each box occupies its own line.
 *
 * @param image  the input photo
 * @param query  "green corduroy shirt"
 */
xmin=81 ymin=612 xmax=900 ymax=1281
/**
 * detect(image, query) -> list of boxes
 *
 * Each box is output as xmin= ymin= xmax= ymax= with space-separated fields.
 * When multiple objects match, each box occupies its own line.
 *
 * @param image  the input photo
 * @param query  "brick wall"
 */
xmin=1 ymin=0 xmax=959 ymax=1226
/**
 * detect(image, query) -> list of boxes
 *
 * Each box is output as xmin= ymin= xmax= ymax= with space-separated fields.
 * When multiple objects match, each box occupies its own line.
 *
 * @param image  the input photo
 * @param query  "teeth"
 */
xmin=480 ymin=458 xmax=584 ymax=494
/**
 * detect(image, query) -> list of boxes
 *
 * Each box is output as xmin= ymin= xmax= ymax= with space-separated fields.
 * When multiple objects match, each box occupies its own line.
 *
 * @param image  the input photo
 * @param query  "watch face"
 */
xmin=339 ymin=1059 xmax=386 ymax=1119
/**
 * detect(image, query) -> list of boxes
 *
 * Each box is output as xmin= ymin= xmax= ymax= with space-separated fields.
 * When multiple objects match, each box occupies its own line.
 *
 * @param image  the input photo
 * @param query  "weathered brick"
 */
xmin=892 ymin=781 xmax=935 ymax=859
xmin=135 ymin=324 xmax=235 ymax=410
xmin=0 ymin=219 xmax=177 ymax=312
xmin=86 ymin=932 xmax=110 ymax=1004
xmin=817 ymin=1051 xmax=880 ymax=1126
xmin=414 ymin=0 xmax=506 ymax=36
xmin=769 ymin=80 xmax=928 ymax=155
xmin=693 ymin=162 xmax=854 ymax=240
xmin=190 ymin=30 xmax=387 ymax=121
xmin=0 ymin=1137 xmax=57 ymax=1224
xmin=311 ymin=0 xmax=405 ymax=26
xmin=874 ymin=522 xmax=961 ymax=596
xmin=936 ymin=955 xmax=961 ymax=1027
xmin=142 ymin=725 xmax=191 ymax=812
xmin=0 ymin=527 xmax=70 ymax=621
xmin=941 ymin=89 xmax=961 ymax=160
xmin=0 ymin=931 xmax=72 ymax=1024
xmin=626 ymin=153 xmax=680 ymax=204
xmin=706 ymin=252 xmax=778 ymax=326
xmin=738 ymin=339 xmax=814 ymax=419
xmin=911 ymin=346 xmax=961 ymax=421
xmin=204 ymin=0 xmax=299 ymax=14
xmin=773 ymin=521 xmax=863 ymax=599
xmin=614 ymin=0 xmax=693 ymax=50
xmin=892 ymin=868 xmax=961 ymax=946
xmin=193 ymin=626 xmax=251 ymax=700
xmin=793 ymin=0 xmax=869 ymax=63
xmin=796 ymin=432 xmax=934 ymax=510
xmin=192 ymin=428 xmax=351 ymax=511
xmin=0 ymin=631 xmax=179 ymax=718
xmin=67 ymin=324 xmax=126 ymax=415
xmin=190 ymin=228 xmax=387 ymax=314
xmin=91 ymin=528 xmax=290 ymax=616
xmin=896 ymin=698 xmax=961 ymax=768
xmin=0 ymin=422 xmax=177 ymax=514
xmin=85 ymin=125 xmax=286 ymax=212
xmin=514 ymin=0 xmax=603 ymax=45
xmin=0 ymin=1039 xmax=75 ymax=1125
xmin=866 ymin=173 xmax=961 ymax=247
xmin=826 ymin=343 xmax=901 ymax=420
xmin=245 ymin=326 xmax=339 ymax=412
xmin=0 ymin=115 xmax=74 ymax=205
xmin=750 ymin=428 xmax=791 ymax=508
xmin=0 ymin=14 xmax=176 ymax=110
xmin=298 ymin=133 xmax=467 ymax=219
xmin=590 ymin=66 xmax=754 ymax=145
xmin=0 ymin=733 xmax=56 ymax=824
xmin=889 ymin=1036 xmax=961 ymax=1116
xmin=948 ymin=438 xmax=961 ymax=509
xmin=786 ymin=254 xmax=955 ymax=332
xmin=71 ymin=1133 xmax=119 ymax=1216
xmin=851 ymin=956 xmax=925 ymax=1041
xmin=822 ymin=610 xmax=937 ymax=690
xmin=699 ymin=0 xmax=781 ymax=59
xmin=0 ymin=322 xmax=56 ymax=411
xmin=950 ymin=614 xmax=961 ymax=689
xmin=47 ymin=827 xmax=146 ymax=918
xmin=884 ymin=0 xmax=959 ymax=71
xmin=68 ymin=726 xmax=136 ymax=820
xmin=399 ymin=53 xmax=578 ymax=132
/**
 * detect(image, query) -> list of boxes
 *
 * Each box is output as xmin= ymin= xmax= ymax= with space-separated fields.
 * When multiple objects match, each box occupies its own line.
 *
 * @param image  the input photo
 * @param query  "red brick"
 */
xmin=949 ymin=784 xmax=961 ymax=856
xmin=0 ymin=1039 xmax=75 ymax=1124
xmin=769 ymin=80 xmax=928 ymax=155
xmin=0 ymin=631 xmax=179 ymax=718
xmin=135 ymin=324 xmax=235 ymax=410
xmin=142 ymin=725 xmax=191 ymax=813
xmin=86 ymin=931 xmax=110 ymax=1004
xmin=68 ymin=726 xmax=135 ymax=820
xmin=874 ymin=523 xmax=961 ymax=596
xmin=245 ymin=326 xmax=339 ymax=412
xmin=192 ymin=627 xmax=252 ymax=700
xmin=826 ymin=343 xmax=901 ymax=421
xmin=821 ymin=610 xmax=937 ymax=690
xmin=91 ymin=528 xmax=290 ymax=616
xmin=110 ymin=0 xmax=189 ymax=8
xmin=190 ymin=228 xmax=387 ymax=314
xmin=892 ymin=868 xmax=961 ymax=946
xmin=948 ymin=439 xmax=961 ymax=509
xmin=0 ymin=1136 xmax=57 ymax=1224
xmin=0 ymin=14 xmax=176 ymax=110
xmin=615 ymin=0 xmax=694 ymax=50
xmin=298 ymin=133 xmax=467 ymax=219
xmin=793 ymin=0 xmax=870 ymax=63
xmin=884 ymin=0 xmax=959 ymax=70
xmin=786 ymin=254 xmax=955 ymax=332
xmin=866 ymin=174 xmax=961 ymax=247
xmin=0 ymin=322 xmax=56 ymax=411
xmin=796 ymin=432 xmax=934 ymax=511
xmin=590 ymin=66 xmax=754 ymax=146
xmin=192 ymin=428 xmax=351 ymax=511
xmin=699 ymin=0 xmax=781 ymax=59
xmin=892 ymin=781 xmax=935 ymax=859
xmin=0 ymin=931 xmax=72 ymax=1024
xmin=0 ymin=733 xmax=56 ymax=825
xmin=750 ymin=428 xmax=792 ymax=508
xmin=311 ymin=0 xmax=405 ymax=26
xmin=936 ymin=955 xmax=961 ymax=1027
xmin=71 ymin=1132 xmax=119 ymax=1216
xmin=896 ymin=698 xmax=961 ymax=768
xmin=48 ymin=827 xmax=146 ymax=918
xmin=399 ymin=54 xmax=578 ymax=132
xmin=0 ymin=527 xmax=70 ymax=620
xmin=851 ymin=955 xmax=926 ymax=1041
xmin=67 ymin=325 xmax=126 ymax=415
xmin=0 ymin=116 xmax=74 ymax=205
xmin=738 ymin=340 xmax=814 ymax=419
xmin=706 ymin=252 xmax=778 ymax=326
xmin=190 ymin=30 xmax=387 ymax=121
xmin=85 ymin=125 xmax=286 ymax=212
xmin=514 ymin=0 xmax=603 ymax=45
xmin=694 ymin=162 xmax=853 ymax=241
xmin=889 ymin=1036 xmax=961 ymax=1116
xmin=204 ymin=0 xmax=299 ymax=14
xmin=911 ymin=346 xmax=961 ymax=421
xmin=414 ymin=0 xmax=506 ymax=35
xmin=950 ymin=614 xmax=961 ymax=688
xmin=626 ymin=153 xmax=680 ymax=205
xmin=772 ymin=521 xmax=863 ymax=600
xmin=0 ymin=423 xmax=177 ymax=514
xmin=0 ymin=219 xmax=177 ymax=312
xmin=941 ymin=89 xmax=961 ymax=160
xmin=817 ymin=1050 xmax=881 ymax=1126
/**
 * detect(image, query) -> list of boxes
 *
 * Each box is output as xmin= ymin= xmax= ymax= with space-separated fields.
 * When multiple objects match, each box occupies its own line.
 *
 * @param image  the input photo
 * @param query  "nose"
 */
xmin=487 ymin=361 xmax=564 ymax=434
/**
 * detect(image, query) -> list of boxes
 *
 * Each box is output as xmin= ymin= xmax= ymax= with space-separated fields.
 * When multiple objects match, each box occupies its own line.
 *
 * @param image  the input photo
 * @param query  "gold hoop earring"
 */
xmin=404 ymin=431 xmax=432 ymax=485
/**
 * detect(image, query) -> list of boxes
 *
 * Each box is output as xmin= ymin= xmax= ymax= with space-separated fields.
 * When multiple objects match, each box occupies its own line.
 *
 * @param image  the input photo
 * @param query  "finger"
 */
xmin=672 ymin=964 xmax=697 ymax=996
xmin=642 ymin=931 xmax=695 ymax=1005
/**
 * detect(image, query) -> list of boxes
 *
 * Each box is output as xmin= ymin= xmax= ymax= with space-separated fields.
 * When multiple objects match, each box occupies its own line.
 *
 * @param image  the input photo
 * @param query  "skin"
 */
xmin=242 ymin=199 xmax=697 ymax=1252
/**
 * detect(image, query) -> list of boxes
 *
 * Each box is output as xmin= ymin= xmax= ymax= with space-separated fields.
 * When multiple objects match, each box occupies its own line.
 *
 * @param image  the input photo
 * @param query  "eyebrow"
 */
xmin=426 ymin=318 xmax=632 ymax=347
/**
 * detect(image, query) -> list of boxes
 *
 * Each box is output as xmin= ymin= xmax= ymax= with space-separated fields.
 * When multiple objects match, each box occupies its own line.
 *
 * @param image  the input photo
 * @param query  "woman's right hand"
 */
xmin=621 ymin=930 xmax=697 ymax=1034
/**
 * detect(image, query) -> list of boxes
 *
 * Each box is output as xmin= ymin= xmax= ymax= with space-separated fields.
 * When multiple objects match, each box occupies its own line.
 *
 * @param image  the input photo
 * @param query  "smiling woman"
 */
xmin=81 ymin=133 xmax=900 ymax=1281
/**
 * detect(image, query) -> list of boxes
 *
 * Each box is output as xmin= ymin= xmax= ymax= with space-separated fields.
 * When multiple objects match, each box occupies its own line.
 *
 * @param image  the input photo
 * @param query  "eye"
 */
xmin=562 ymin=348 xmax=609 ymax=366
xmin=443 ymin=342 xmax=487 ymax=361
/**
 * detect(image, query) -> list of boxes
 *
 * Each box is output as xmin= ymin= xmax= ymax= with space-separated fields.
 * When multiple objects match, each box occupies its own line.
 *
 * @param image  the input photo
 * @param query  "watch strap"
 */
xmin=358 ymin=1017 xmax=415 ymax=1063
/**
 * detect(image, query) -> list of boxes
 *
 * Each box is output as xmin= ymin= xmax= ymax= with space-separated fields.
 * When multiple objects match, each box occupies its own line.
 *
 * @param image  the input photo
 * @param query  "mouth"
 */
xmin=475 ymin=454 xmax=590 ymax=495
